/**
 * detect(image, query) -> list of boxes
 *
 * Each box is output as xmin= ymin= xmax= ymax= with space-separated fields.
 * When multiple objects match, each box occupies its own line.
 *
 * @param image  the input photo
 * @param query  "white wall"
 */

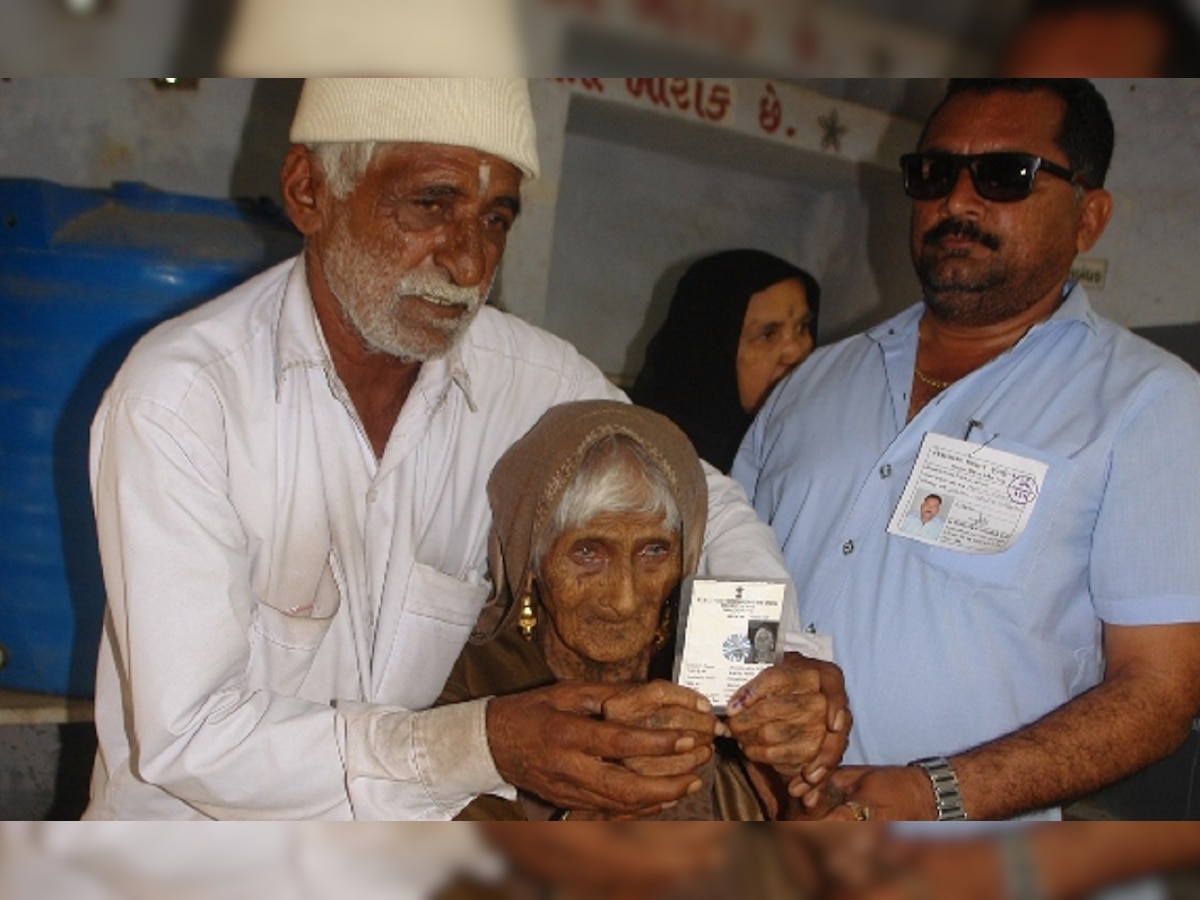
xmin=1088 ymin=79 xmax=1200 ymax=328
xmin=0 ymin=78 xmax=297 ymax=203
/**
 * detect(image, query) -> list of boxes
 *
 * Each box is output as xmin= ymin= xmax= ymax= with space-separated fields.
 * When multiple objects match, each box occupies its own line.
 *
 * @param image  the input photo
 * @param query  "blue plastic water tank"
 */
xmin=1 ymin=178 xmax=303 ymax=697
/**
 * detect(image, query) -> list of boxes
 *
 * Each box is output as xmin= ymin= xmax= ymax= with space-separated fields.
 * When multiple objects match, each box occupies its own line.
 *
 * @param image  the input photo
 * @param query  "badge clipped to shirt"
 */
xmin=888 ymin=432 xmax=1048 ymax=554
xmin=672 ymin=577 xmax=787 ymax=713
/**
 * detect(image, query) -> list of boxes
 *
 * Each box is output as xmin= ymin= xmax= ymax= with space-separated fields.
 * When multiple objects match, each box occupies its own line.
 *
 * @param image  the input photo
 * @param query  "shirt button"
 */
xmin=842 ymin=540 xmax=855 ymax=555
xmin=879 ymin=464 xmax=892 ymax=478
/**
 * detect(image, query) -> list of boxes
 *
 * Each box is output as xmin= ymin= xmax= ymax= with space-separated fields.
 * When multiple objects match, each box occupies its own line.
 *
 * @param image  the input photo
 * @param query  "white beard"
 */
xmin=322 ymin=222 xmax=494 ymax=361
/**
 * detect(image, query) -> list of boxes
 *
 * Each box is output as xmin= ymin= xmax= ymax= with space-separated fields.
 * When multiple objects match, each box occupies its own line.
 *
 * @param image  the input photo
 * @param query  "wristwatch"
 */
xmin=908 ymin=755 xmax=968 ymax=820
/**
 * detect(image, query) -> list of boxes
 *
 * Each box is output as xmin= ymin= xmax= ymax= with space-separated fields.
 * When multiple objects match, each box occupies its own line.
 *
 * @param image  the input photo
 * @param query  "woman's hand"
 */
xmin=725 ymin=652 xmax=851 ymax=812
xmin=601 ymin=680 xmax=723 ymax=778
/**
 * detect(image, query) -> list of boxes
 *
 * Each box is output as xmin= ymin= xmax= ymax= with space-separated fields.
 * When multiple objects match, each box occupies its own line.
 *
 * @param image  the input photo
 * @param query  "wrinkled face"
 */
xmin=920 ymin=496 xmax=942 ymax=523
xmin=538 ymin=510 xmax=682 ymax=677
xmin=315 ymin=143 xmax=522 ymax=360
xmin=910 ymin=90 xmax=1096 ymax=327
xmin=735 ymin=277 xmax=814 ymax=414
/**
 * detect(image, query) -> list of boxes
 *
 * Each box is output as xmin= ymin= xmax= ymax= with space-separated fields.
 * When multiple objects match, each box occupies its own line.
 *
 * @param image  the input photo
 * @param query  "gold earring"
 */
xmin=518 ymin=593 xmax=537 ymax=642
xmin=652 ymin=606 xmax=672 ymax=651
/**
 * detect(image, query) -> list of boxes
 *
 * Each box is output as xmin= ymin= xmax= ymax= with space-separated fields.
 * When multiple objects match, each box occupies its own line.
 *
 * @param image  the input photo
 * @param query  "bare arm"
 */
xmin=953 ymin=620 xmax=1200 ymax=818
xmin=830 ymin=620 xmax=1200 ymax=820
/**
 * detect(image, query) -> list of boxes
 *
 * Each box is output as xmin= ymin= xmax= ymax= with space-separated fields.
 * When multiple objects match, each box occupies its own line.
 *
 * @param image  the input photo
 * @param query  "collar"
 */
xmin=274 ymin=255 xmax=327 ymax=399
xmin=1049 ymin=280 xmax=1099 ymax=334
xmin=272 ymin=253 xmax=479 ymax=412
xmin=866 ymin=280 xmax=1099 ymax=350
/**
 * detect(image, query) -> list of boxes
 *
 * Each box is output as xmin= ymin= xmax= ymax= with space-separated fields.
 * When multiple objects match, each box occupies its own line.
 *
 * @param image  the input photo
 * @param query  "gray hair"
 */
xmin=534 ymin=434 xmax=681 ymax=571
xmin=307 ymin=141 xmax=378 ymax=198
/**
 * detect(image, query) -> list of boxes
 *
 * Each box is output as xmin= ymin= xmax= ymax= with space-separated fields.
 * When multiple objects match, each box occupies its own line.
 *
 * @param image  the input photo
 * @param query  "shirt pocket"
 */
xmin=248 ymin=552 xmax=344 ymax=695
xmin=913 ymin=436 xmax=1077 ymax=595
xmin=374 ymin=562 xmax=490 ymax=709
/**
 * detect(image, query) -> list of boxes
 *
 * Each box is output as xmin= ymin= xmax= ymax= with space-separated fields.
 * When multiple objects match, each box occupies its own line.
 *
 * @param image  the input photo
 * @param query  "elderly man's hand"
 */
xmin=487 ymin=682 xmax=710 ymax=817
xmin=725 ymin=652 xmax=851 ymax=812
xmin=600 ymin=680 xmax=722 ymax=778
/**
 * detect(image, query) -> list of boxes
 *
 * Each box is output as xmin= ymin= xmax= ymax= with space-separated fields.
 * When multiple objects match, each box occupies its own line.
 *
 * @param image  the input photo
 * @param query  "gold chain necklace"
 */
xmin=913 ymin=366 xmax=955 ymax=390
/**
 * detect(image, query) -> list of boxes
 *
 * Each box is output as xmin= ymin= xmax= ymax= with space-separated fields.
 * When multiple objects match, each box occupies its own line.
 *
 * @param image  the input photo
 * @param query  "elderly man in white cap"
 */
xmin=85 ymin=79 xmax=847 ymax=820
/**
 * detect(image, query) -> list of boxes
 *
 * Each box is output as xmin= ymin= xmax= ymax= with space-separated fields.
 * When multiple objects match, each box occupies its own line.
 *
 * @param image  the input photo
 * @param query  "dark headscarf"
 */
xmin=469 ymin=399 xmax=708 ymax=644
xmin=630 ymin=249 xmax=820 ymax=473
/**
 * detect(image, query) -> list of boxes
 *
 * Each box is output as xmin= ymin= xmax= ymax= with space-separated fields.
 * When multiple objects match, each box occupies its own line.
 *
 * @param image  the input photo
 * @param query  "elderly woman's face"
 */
xmin=736 ymin=277 xmax=814 ymax=414
xmin=539 ymin=510 xmax=682 ymax=670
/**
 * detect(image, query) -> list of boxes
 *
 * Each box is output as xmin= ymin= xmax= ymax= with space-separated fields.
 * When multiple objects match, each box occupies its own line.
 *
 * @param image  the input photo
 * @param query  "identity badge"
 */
xmin=672 ymin=577 xmax=787 ymax=713
xmin=888 ymin=432 xmax=1048 ymax=553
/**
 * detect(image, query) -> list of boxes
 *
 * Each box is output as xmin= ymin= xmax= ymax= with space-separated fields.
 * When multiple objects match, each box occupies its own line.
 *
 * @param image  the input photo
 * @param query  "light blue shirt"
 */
xmin=734 ymin=286 xmax=1200 ymax=773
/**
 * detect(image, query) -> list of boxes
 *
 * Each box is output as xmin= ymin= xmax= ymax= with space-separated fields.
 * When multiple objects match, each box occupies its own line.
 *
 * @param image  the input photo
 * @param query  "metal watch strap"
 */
xmin=908 ymin=755 xmax=968 ymax=820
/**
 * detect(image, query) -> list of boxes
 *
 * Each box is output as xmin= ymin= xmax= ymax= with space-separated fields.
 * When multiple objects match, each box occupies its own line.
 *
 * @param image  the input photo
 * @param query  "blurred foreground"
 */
xmin=4 ymin=0 xmax=1197 ymax=77
xmin=2 ymin=821 xmax=1199 ymax=900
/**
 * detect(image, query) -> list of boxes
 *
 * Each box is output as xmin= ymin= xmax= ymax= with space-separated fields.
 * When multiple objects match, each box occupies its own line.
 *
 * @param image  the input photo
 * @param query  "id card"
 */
xmin=672 ymin=577 xmax=787 ymax=713
xmin=888 ymin=432 xmax=1048 ymax=554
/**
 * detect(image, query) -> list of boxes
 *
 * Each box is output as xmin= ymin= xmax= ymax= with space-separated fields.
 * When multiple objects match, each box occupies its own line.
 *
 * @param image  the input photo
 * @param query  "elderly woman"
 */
xmin=439 ymin=400 xmax=841 ymax=820
xmin=631 ymin=249 xmax=821 ymax=473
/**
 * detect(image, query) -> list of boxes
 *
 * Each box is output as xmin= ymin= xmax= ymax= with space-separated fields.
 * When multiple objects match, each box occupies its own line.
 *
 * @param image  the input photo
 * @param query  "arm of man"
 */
xmin=957 ymin=620 xmax=1200 ymax=819
xmin=830 ymin=622 xmax=1200 ymax=821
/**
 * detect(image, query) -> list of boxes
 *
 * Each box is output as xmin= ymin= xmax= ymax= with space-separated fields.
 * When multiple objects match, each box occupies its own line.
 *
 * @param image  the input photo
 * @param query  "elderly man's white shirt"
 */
xmin=87 ymin=257 xmax=788 ymax=820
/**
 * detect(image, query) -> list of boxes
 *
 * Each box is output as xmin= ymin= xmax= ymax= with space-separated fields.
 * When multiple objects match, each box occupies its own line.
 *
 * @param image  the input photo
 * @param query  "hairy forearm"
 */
xmin=952 ymin=667 xmax=1196 ymax=820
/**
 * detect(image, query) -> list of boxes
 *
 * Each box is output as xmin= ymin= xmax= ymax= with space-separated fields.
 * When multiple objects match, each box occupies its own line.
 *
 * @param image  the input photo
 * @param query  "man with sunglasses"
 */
xmin=734 ymin=78 xmax=1200 ymax=821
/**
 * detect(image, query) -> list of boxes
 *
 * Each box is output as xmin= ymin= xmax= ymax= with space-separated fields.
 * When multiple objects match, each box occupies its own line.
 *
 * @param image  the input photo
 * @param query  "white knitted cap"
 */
xmin=289 ymin=78 xmax=539 ymax=180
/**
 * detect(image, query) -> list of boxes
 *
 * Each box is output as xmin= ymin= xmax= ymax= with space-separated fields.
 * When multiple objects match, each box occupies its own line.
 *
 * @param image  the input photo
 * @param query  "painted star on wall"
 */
xmin=818 ymin=108 xmax=847 ymax=152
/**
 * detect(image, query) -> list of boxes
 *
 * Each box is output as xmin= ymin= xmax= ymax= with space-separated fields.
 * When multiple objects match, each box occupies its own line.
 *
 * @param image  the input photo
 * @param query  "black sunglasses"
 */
xmin=900 ymin=151 xmax=1082 ymax=203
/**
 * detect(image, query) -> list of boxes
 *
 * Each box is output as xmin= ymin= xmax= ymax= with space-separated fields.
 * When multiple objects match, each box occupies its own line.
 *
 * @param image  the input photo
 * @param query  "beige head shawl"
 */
xmin=471 ymin=400 xmax=708 ymax=642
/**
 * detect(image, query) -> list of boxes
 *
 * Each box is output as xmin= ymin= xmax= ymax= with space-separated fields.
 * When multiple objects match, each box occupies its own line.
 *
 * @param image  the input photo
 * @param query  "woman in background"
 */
xmin=630 ymin=249 xmax=821 ymax=473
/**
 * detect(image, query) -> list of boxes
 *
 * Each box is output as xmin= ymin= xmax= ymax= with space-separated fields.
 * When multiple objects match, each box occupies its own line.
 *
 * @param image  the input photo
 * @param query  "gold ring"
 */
xmin=845 ymin=800 xmax=871 ymax=821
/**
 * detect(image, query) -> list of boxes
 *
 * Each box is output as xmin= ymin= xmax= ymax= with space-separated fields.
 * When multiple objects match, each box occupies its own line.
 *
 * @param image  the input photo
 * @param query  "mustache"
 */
xmin=394 ymin=270 xmax=489 ymax=307
xmin=923 ymin=218 xmax=1001 ymax=251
